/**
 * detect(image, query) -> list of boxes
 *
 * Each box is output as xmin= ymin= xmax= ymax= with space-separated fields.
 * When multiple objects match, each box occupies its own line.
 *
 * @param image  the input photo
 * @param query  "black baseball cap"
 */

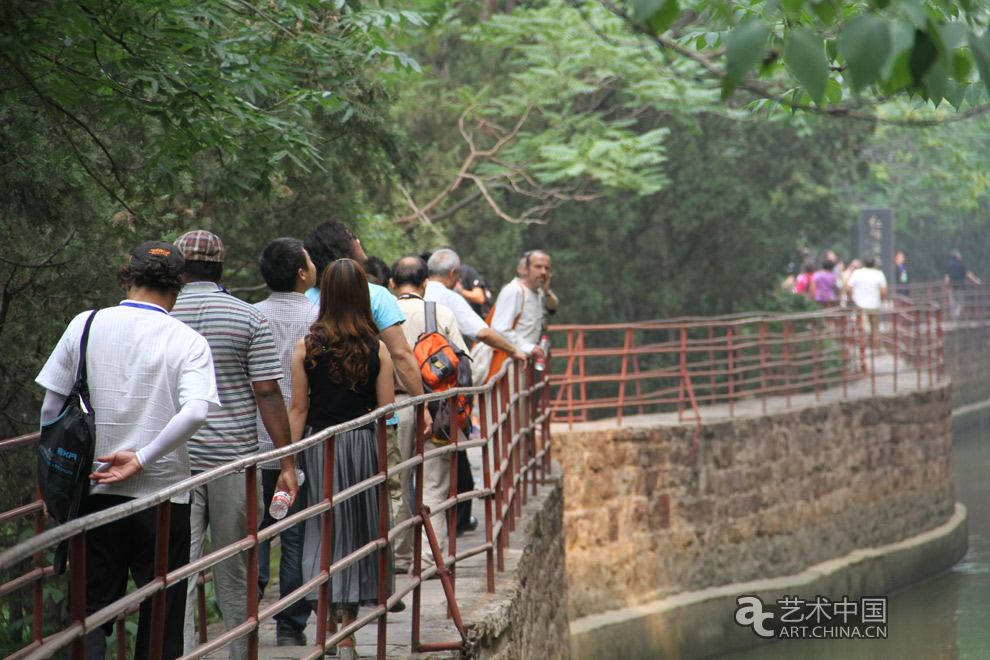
xmin=128 ymin=241 xmax=185 ymax=277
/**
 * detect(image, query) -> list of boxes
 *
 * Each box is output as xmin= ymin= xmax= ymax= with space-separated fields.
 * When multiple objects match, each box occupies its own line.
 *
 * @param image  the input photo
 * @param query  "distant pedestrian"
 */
xmin=894 ymin=251 xmax=909 ymax=296
xmin=812 ymin=260 xmax=840 ymax=308
xmin=944 ymin=249 xmax=982 ymax=321
xmin=846 ymin=257 xmax=887 ymax=311
xmin=792 ymin=262 xmax=816 ymax=300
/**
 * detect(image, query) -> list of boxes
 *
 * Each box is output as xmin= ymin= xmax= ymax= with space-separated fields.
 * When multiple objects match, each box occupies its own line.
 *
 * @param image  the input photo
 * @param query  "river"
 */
xmin=719 ymin=416 xmax=990 ymax=660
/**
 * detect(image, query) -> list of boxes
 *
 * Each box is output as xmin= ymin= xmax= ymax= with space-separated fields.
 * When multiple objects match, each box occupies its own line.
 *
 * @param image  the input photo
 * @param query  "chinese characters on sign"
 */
xmin=858 ymin=207 xmax=894 ymax=288
xmin=735 ymin=594 xmax=889 ymax=639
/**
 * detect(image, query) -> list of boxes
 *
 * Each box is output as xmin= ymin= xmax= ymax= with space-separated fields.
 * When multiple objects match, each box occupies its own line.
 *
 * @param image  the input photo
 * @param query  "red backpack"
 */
xmin=413 ymin=301 xmax=472 ymax=441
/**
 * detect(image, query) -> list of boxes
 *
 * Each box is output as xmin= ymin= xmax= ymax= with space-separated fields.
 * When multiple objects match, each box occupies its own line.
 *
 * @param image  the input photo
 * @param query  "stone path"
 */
xmin=201 ymin=446 xmax=497 ymax=660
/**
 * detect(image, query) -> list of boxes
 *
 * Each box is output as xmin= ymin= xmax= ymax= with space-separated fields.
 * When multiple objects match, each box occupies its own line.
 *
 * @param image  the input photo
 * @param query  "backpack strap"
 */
xmin=77 ymin=311 xmax=97 ymax=384
xmin=425 ymin=301 xmax=437 ymax=335
xmin=483 ymin=280 xmax=526 ymax=330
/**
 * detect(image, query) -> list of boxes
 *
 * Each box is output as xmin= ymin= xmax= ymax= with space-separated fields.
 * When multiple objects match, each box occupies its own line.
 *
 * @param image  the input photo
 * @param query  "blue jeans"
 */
xmin=259 ymin=469 xmax=309 ymax=637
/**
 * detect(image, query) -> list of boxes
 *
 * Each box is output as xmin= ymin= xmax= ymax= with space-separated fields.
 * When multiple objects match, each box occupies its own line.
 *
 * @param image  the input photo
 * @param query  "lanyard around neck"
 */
xmin=120 ymin=301 xmax=168 ymax=315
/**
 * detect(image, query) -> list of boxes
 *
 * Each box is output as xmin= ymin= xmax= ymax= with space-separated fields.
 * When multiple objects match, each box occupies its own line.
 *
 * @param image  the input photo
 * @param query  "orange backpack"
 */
xmin=413 ymin=301 xmax=472 ymax=441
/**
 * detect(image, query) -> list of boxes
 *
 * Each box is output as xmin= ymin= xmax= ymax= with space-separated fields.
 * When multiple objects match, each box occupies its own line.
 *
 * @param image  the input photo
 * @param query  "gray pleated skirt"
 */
xmin=298 ymin=425 xmax=394 ymax=615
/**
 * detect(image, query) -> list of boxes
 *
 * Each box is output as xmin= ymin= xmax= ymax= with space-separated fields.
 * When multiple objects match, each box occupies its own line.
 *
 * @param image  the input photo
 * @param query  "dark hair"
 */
xmin=115 ymin=258 xmax=183 ymax=295
xmin=391 ymin=256 xmax=428 ymax=288
xmin=362 ymin=256 xmax=390 ymax=286
xmin=864 ymin=257 xmax=877 ymax=268
xmin=259 ymin=238 xmax=307 ymax=292
xmin=803 ymin=262 xmax=816 ymax=274
xmin=305 ymin=259 xmax=380 ymax=389
xmin=305 ymin=220 xmax=356 ymax=281
xmin=821 ymin=259 xmax=835 ymax=271
xmin=183 ymin=260 xmax=223 ymax=282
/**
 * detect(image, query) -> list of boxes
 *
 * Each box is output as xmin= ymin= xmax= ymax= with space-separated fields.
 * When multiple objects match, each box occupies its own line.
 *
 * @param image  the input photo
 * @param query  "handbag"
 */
xmin=38 ymin=311 xmax=97 ymax=572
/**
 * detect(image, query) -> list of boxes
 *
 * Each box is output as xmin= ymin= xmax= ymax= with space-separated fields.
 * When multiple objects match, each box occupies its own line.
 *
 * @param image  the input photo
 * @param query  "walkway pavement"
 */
xmin=200 ymin=444 xmax=503 ymax=660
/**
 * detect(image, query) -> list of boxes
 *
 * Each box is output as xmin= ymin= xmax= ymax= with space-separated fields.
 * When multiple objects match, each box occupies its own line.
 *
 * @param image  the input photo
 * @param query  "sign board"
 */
xmin=858 ymin=208 xmax=894 ymax=286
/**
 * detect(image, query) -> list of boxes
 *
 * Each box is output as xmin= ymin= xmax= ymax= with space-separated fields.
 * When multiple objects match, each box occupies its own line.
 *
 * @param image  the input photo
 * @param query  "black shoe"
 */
xmin=277 ymin=632 xmax=307 ymax=646
xmin=388 ymin=599 xmax=406 ymax=613
xmin=457 ymin=516 xmax=478 ymax=536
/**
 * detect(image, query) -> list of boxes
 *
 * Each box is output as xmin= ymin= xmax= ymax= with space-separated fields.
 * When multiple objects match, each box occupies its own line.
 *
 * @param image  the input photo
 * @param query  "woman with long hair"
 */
xmin=288 ymin=258 xmax=395 ymax=659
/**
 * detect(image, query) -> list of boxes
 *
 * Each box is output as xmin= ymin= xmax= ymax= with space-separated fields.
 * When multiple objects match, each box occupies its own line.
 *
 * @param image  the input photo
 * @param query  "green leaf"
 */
xmin=922 ymin=60 xmax=947 ymax=104
xmin=840 ymin=15 xmax=890 ymax=91
xmin=781 ymin=0 xmax=805 ymax=16
xmin=722 ymin=20 xmax=768 ymax=99
xmin=953 ymin=50 xmax=973 ymax=79
xmin=969 ymin=31 xmax=990 ymax=93
xmin=810 ymin=0 xmax=836 ymax=25
xmin=909 ymin=29 xmax=938 ymax=84
xmin=943 ymin=80 xmax=967 ymax=109
xmin=629 ymin=0 xmax=680 ymax=33
xmin=785 ymin=27 xmax=828 ymax=104
xmin=825 ymin=77 xmax=842 ymax=105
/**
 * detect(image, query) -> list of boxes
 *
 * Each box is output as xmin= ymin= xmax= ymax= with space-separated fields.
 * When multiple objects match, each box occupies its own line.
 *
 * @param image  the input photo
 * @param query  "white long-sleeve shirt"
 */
xmin=489 ymin=279 xmax=544 ymax=355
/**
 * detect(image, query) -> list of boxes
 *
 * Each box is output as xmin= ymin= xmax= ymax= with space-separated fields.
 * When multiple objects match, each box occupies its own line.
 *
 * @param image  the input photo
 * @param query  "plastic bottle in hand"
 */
xmin=269 ymin=491 xmax=291 ymax=520
xmin=534 ymin=334 xmax=550 ymax=372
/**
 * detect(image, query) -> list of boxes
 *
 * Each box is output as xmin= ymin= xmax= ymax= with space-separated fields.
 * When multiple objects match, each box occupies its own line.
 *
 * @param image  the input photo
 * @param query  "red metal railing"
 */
xmin=547 ymin=303 xmax=944 ymax=428
xmin=898 ymin=280 xmax=989 ymax=322
xmin=0 ymin=359 xmax=551 ymax=660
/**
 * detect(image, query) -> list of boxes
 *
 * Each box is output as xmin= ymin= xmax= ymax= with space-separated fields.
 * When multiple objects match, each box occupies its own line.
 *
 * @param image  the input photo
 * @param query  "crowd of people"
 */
xmin=35 ymin=221 xmax=558 ymax=660
xmin=786 ymin=247 xmax=983 ymax=322
xmin=785 ymin=248 xmax=891 ymax=311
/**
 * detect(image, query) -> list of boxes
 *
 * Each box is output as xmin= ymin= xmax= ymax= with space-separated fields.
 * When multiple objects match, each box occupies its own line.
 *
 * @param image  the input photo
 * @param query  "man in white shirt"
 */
xmin=36 ymin=241 xmax=220 ymax=660
xmin=424 ymin=249 xmax=524 ymax=360
xmin=845 ymin=257 xmax=888 ymax=310
xmin=492 ymin=250 xmax=557 ymax=358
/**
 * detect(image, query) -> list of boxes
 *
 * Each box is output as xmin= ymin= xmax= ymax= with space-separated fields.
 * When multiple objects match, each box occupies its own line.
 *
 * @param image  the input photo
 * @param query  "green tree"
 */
xmin=612 ymin=0 xmax=990 ymax=114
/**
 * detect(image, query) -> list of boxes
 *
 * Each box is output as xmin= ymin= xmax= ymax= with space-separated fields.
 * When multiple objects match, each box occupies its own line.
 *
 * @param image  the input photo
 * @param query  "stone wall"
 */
xmin=943 ymin=324 xmax=990 ymax=408
xmin=554 ymin=384 xmax=955 ymax=620
xmin=461 ymin=473 xmax=569 ymax=660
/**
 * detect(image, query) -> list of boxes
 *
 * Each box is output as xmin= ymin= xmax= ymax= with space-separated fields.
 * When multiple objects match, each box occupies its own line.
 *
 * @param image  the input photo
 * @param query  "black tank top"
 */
xmin=304 ymin=338 xmax=380 ymax=429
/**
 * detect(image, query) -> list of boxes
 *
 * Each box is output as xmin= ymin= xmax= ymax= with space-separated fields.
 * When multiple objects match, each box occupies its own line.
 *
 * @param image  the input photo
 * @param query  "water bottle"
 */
xmin=295 ymin=468 xmax=306 ymax=487
xmin=269 ymin=490 xmax=291 ymax=520
xmin=534 ymin=334 xmax=550 ymax=372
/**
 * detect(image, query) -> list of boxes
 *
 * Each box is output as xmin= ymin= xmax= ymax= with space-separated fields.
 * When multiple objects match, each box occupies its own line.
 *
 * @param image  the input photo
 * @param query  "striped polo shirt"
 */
xmin=172 ymin=281 xmax=282 ymax=469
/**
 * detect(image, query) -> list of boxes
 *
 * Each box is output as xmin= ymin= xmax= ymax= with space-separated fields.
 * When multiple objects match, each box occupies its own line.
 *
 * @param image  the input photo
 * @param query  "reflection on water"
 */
xmin=720 ymin=424 xmax=990 ymax=660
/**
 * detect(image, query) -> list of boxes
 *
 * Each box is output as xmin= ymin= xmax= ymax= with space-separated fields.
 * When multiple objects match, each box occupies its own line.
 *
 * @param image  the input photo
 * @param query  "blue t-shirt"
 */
xmin=306 ymin=283 xmax=405 ymax=331
xmin=306 ymin=282 xmax=404 ymax=425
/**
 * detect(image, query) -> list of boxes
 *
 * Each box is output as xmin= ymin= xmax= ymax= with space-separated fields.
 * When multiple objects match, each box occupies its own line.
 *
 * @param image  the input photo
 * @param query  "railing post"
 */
xmin=70 ymin=532 xmax=86 ymax=660
xmin=479 ymin=391 xmax=496 ymax=592
xmin=412 ymin=405 xmax=425 ymax=648
xmin=727 ymin=326 xmax=735 ymax=417
xmin=811 ymin=318 xmax=820 ymax=402
xmin=617 ymin=328 xmax=631 ymax=426
xmin=937 ymin=307 xmax=945 ymax=380
xmin=316 ymin=433 xmax=336 ymax=655
xmin=783 ymin=321 xmax=792 ymax=407
xmin=840 ymin=312 xmax=848 ymax=398
xmin=927 ymin=309 xmax=934 ymax=386
xmin=578 ymin=330 xmax=588 ymax=422
xmin=149 ymin=501 xmax=172 ymax=660
xmin=377 ymin=417 xmax=390 ymax=655
xmin=893 ymin=308 xmax=899 ymax=393
xmin=759 ymin=321 xmax=768 ymax=414
xmin=246 ymin=465 xmax=259 ymax=660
